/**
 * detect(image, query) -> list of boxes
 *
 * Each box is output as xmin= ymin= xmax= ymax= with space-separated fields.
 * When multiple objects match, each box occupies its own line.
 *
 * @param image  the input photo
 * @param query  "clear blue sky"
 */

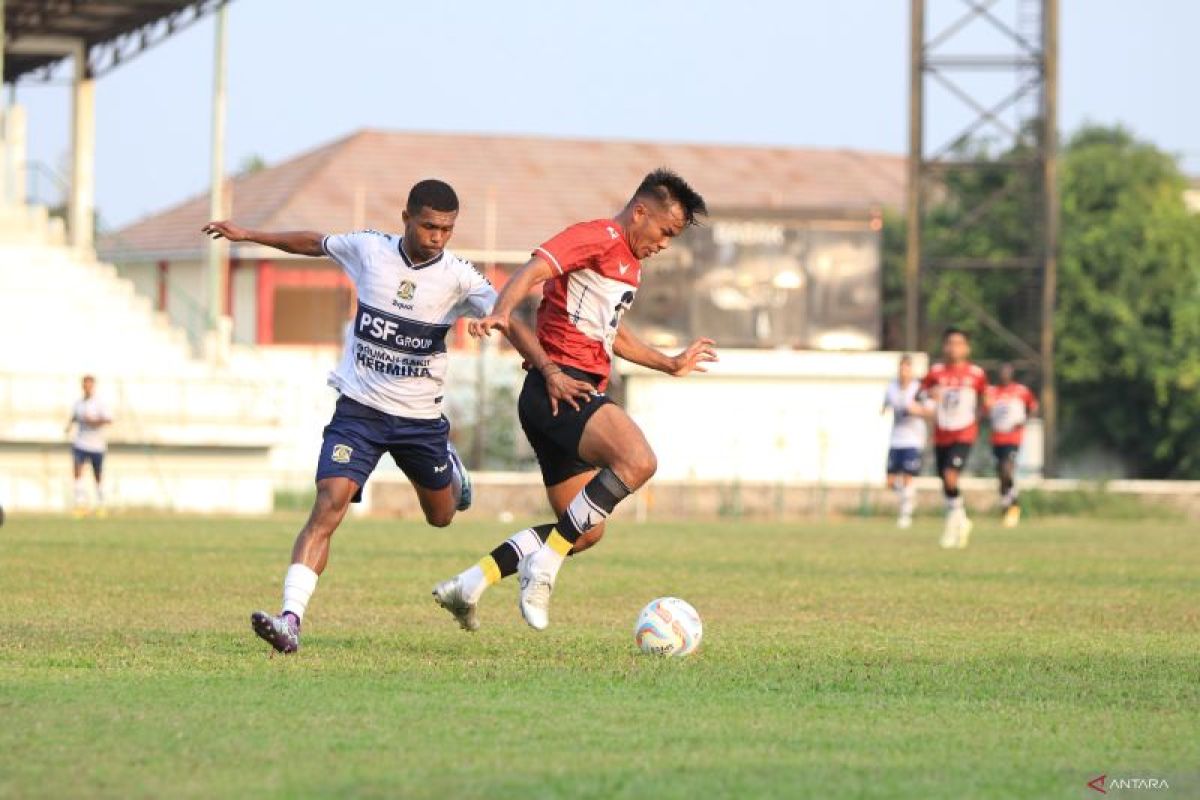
xmin=13 ymin=0 xmax=1199 ymax=228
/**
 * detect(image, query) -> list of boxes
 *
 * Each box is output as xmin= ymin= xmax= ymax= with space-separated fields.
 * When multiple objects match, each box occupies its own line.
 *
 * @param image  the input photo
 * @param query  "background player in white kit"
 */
xmin=881 ymin=355 xmax=930 ymax=528
xmin=65 ymin=375 xmax=113 ymax=517
xmin=203 ymin=179 xmax=500 ymax=654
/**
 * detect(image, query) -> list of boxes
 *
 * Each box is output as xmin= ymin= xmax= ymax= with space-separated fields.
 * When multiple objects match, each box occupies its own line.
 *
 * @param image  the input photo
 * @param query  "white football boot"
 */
xmin=517 ymin=548 xmax=560 ymax=631
xmin=432 ymin=576 xmax=479 ymax=632
xmin=956 ymin=514 xmax=973 ymax=548
xmin=939 ymin=514 xmax=958 ymax=549
xmin=897 ymin=514 xmax=913 ymax=529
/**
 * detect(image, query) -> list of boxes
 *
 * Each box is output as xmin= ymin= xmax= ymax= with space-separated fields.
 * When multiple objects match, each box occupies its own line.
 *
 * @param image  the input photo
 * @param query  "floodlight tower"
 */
xmin=904 ymin=0 xmax=1059 ymax=475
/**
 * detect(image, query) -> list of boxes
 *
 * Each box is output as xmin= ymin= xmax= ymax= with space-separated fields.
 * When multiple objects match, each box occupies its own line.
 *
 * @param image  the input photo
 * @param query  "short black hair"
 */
xmin=407 ymin=179 xmax=459 ymax=215
xmin=634 ymin=168 xmax=707 ymax=226
xmin=942 ymin=326 xmax=969 ymax=341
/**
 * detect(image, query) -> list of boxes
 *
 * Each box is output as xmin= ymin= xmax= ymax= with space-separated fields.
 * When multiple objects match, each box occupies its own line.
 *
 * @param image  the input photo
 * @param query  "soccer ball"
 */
xmin=634 ymin=597 xmax=703 ymax=657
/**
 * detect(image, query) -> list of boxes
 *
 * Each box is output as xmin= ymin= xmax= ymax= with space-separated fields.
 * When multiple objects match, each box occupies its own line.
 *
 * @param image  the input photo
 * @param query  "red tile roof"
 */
xmin=100 ymin=129 xmax=904 ymax=261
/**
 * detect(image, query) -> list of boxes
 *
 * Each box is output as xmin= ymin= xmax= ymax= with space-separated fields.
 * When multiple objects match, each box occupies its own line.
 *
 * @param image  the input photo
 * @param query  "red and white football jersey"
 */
xmin=920 ymin=362 xmax=989 ymax=446
xmin=986 ymin=382 xmax=1038 ymax=446
xmin=533 ymin=219 xmax=641 ymax=389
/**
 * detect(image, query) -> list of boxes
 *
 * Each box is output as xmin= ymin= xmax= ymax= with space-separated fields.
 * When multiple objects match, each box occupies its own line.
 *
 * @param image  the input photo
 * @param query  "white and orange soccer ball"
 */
xmin=634 ymin=597 xmax=703 ymax=657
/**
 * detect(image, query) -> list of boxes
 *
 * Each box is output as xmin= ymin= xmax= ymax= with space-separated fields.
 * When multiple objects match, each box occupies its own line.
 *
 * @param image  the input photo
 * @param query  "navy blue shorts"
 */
xmin=72 ymin=447 xmax=104 ymax=477
xmin=887 ymin=447 xmax=923 ymax=476
xmin=316 ymin=395 xmax=453 ymax=502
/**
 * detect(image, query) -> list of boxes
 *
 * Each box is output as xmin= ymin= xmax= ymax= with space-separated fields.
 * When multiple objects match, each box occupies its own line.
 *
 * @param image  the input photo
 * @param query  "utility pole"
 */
xmin=1040 ymin=0 xmax=1059 ymax=475
xmin=207 ymin=1 xmax=229 ymax=334
xmin=904 ymin=0 xmax=924 ymax=353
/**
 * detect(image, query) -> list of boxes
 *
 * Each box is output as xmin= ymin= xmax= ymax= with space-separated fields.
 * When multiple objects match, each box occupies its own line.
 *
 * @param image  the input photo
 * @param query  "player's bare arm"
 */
xmin=467 ymin=256 xmax=556 ymax=338
xmin=614 ymin=325 xmax=717 ymax=377
xmin=504 ymin=317 xmax=594 ymax=415
xmin=202 ymin=221 xmax=325 ymax=257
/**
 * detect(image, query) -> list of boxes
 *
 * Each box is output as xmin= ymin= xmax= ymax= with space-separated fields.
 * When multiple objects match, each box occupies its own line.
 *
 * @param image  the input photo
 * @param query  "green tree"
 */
xmin=1057 ymin=127 xmax=1200 ymax=477
xmin=883 ymin=125 xmax=1200 ymax=477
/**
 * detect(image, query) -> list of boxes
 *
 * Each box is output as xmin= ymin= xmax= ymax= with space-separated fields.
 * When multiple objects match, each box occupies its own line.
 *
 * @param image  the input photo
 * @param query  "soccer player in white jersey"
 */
xmin=881 ymin=355 xmax=929 ymax=529
xmin=65 ymin=375 xmax=112 ymax=517
xmin=203 ymin=180 xmax=501 ymax=654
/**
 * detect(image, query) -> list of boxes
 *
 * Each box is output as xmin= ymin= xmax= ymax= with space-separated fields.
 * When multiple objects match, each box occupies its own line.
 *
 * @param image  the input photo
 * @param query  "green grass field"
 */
xmin=1 ymin=513 xmax=1197 ymax=799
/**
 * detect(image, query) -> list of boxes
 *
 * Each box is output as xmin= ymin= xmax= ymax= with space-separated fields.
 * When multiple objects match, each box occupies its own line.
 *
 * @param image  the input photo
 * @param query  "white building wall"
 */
xmin=621 ymin=350 xmax=928 ymax=484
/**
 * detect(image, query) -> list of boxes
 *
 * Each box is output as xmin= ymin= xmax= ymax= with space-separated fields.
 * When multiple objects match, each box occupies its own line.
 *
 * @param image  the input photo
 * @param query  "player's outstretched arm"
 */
xmin=615 ymin=325 xmax=718 ymax=377
xmin=467 ymin=257 xmax=555 ymax=339
xmin=202 ymin=220 xmax=325 ymax=257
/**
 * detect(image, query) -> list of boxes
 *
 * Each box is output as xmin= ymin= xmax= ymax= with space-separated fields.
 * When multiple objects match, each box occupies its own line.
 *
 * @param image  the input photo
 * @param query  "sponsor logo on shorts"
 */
xmin=331 ymin=444 xmax=353 ymax=464
xmin=433 ymin=462 xmax=448 ymax=474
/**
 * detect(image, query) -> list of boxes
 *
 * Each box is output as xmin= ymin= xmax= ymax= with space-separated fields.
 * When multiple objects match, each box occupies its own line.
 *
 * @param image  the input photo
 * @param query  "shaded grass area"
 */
xmin=1 ymin=514 xmax=1197 ymax=799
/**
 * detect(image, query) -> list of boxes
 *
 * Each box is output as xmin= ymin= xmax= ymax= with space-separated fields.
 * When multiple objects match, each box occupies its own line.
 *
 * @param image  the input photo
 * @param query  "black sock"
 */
xmin=554 ymin=468 xmax=632 ymax=545
xmin=488 ymin=523 xmax=554 ymax=578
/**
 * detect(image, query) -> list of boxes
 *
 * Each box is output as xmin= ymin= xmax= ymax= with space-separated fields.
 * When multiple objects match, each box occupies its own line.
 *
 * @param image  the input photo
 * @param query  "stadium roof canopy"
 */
xmin=101 ymin=129 xmax=906 ymax=263
xmin=4 ymin=0 xmax=226 ymax=82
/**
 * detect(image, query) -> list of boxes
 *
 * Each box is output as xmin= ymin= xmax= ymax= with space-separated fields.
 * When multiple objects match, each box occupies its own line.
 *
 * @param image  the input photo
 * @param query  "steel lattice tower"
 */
xmin=905 ymin=0 xmax=1060 ymax=474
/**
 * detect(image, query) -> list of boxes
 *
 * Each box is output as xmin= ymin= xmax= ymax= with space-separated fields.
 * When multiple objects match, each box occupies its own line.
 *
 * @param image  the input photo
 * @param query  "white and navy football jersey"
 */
xmin=72 ymin=397 xmax=112 ymax=453
xmin=322 ymin=230 xmax=497 ymax=419
xmin=884 ymin=379 xmax=927 ymax=450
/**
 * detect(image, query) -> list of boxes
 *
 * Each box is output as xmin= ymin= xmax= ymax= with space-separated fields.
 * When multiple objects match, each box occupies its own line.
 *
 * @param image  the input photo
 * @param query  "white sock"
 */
xmin=945 ymin=495 xmax=965 ymax=517
xmin=74 ymin=478 xmax=87 ymax=507
xmin=95 ymin=485 xmax=105 ymax=507
xmin=281 ymin=563 xmax=319 ymax=620
xmin=513 ymin=527 xmax=546 ymax=557
xmin=901 ymin=484 xmax=916 ymax=517
xmin=457 ymin=527 xmax=547 ymax=603
xmin=457 ymin=565 xmax=488 ymax=604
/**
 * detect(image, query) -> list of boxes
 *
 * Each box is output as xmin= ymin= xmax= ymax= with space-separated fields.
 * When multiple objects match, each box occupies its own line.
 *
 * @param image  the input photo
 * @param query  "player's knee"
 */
xmin=313 ymin=487 xmax=351 ymax=520
xmin=618 ymin=448 xmax=657 ymax=488
xmin=425 ymin=508 xmax=455 ymax=528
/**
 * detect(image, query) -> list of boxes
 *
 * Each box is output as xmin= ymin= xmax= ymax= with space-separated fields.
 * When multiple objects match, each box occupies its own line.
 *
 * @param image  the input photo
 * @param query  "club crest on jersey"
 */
xmin=331 ymin=444 xmax=353 ymax=464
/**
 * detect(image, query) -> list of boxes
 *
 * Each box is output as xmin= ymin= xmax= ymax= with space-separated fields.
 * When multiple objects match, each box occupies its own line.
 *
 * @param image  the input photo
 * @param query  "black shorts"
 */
xmin=518 ymin=366 xmax=613 ymax=487
xmin=935 ymin=442 xmax=973 ymax=475
xmin=993 ymin=444 xmax=1020 ymax=465
xmin=315 ymin=395 xmax=453 ymax=502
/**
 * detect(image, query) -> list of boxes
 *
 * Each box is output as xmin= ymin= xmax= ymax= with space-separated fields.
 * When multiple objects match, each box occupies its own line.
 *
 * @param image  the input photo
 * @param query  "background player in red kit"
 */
xmin=432 ymin=169 xmax=716 ymax=631
xmin=986 ymin=362 xmax=1039 ymax=528
xmin=920 ymin=327 xmax=989 ymax=549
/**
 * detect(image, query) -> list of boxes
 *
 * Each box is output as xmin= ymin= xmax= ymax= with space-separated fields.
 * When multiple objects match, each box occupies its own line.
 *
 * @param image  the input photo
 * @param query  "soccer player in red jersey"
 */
xmin=920 ymin=327 xmax=989 ymax=549
xmin=432 ymin=169 xmax=717 ymax=631
xmin=985 ymin=362 xmax=1039 ymax=528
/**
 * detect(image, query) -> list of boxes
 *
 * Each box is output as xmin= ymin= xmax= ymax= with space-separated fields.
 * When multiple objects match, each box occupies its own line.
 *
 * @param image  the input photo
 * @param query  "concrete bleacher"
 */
xmin=0 ymin=206 xmax=283 ymax=513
